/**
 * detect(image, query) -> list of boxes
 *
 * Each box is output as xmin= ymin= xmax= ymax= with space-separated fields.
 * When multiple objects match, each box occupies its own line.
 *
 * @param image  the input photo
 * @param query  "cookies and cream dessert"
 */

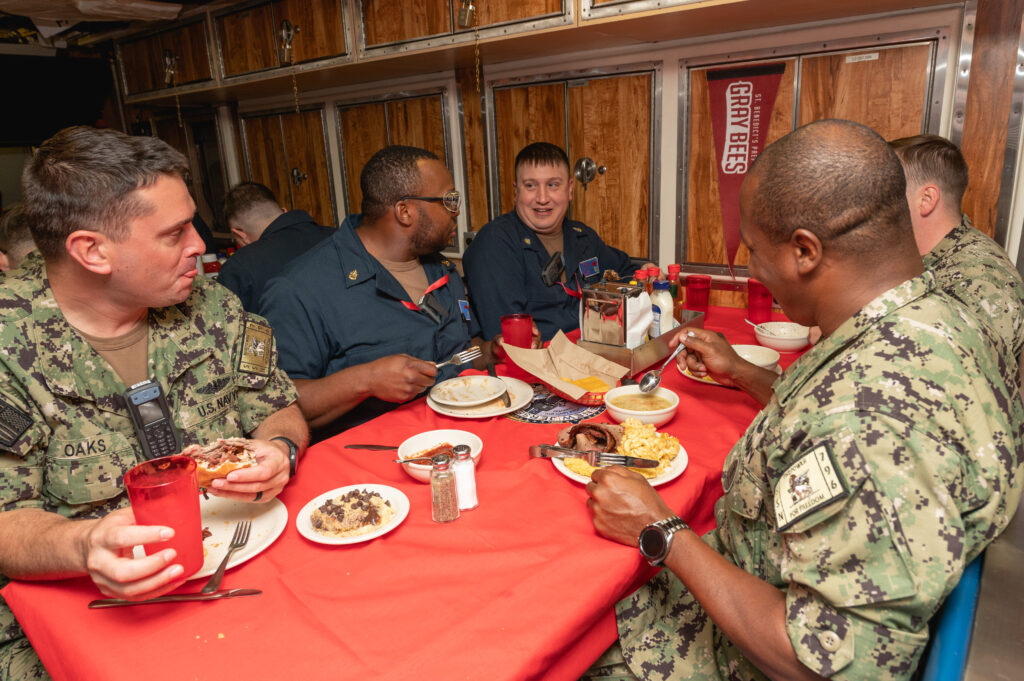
xmin=311 ymin=489 xmax=394 ymax=538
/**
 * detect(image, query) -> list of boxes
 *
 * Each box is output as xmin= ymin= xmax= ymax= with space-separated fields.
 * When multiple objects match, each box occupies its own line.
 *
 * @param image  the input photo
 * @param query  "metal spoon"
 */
xmin=745 ymin=319 xmax=777 ymax=335
xmin=638 ymin=341 xmax=688 ymax=393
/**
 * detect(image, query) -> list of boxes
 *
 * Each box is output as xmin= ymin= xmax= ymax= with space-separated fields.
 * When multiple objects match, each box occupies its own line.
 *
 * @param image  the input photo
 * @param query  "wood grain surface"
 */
xmin=280 ymin=109 xmax=335 ymax=226
xmin=493 ymin=82 xmax=567 ymax=214
xmin=275 ymin=0 xmax=346 ymax=64
xmin=362 ymin=0 xmax=450 ymax=47
xmin=217 ymin=4 xmax=278 ymax=76
xmin=568 ymin=73 xmax=652 ymax=259
xmin=961 ymin=0 xmax=1024 ymax=239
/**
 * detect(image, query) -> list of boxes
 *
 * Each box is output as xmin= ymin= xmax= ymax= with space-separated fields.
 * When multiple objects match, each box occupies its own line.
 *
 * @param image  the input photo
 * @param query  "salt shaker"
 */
xmin=430 ymin=453 xmax=459 ymax=523
xmin=451 ymin=444 xmax=478 ymax=511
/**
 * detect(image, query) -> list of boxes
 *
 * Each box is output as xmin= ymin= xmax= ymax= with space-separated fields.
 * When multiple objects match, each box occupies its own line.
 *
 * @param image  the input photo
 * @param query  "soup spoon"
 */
xmin=638 ymin=341 xmax=688 ymax=393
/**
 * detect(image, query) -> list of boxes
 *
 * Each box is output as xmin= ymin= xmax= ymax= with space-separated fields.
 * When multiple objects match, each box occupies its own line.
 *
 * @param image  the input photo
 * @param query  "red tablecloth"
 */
xmin=3 ymin=306 xmax=798 ymax=681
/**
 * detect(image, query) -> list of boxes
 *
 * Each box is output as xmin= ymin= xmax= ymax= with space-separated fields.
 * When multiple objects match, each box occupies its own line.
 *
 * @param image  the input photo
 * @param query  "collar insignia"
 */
xmin=523 ymin=238 xmax=531 ymax=245
xmin=348 ymin=269 xmax=358 ymax=280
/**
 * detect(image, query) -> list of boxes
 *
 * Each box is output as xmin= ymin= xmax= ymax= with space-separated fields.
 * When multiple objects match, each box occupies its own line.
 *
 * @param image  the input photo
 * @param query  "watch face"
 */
xmin=639 ymin=527 xmax=666 ymax=560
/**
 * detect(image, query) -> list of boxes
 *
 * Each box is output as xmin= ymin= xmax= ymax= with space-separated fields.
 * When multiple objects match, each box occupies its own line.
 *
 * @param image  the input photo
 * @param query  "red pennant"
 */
xmin=707 ymin=63 xmax=786 ymax=274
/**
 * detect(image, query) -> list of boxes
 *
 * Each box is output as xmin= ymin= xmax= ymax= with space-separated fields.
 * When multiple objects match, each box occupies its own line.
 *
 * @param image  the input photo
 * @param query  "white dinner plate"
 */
xmin=678 ymin=364 xmax=781 ymax=388
xmin=552 ymin=445 xmax=689 ymax=487
xmin=296 ymin=484 xmax=410 ymax=546
xmin=429 ymin=375 xmax=507 ymax=407
xmin=426 ymin=377 xmax=534 ymax=418
xmin=132 ymin=495 xmax=288 ymax=580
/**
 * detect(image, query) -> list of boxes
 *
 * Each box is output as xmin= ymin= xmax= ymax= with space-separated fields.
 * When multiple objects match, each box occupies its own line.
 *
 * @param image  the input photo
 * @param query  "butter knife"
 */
xmin=487 ymin=363 xmax=512 ymax=408
xmin=88 ymin=588 xmax=262 ymax=609
xmin=343 ymin=444 xmax=398 ymax=450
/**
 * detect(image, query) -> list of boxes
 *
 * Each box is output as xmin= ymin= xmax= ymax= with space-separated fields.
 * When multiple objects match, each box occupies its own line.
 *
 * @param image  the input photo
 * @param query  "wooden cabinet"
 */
xmin=336 ymin=94 xmax=448 ymax=216
xmin=119 ymin=20 xmax=212 ymax=95
xmin=241 ymin=109 xmax=336 ymax=227
xmin=491 ymin=71 xmax=654 ymax=259
xmin=360 ymin=0 xmax=564 ymax=49
xmin=216 ymin=0 xmax=346 ymax=77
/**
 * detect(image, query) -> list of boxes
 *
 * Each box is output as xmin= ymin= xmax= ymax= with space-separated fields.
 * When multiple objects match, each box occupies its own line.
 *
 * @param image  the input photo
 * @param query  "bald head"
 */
xmin=747 ymin=119 xmax=914 ymax=256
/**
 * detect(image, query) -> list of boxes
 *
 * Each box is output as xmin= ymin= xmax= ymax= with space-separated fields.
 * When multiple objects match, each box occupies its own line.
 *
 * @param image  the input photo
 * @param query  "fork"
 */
xmin=200 ymin=520 xmax=251 ymax=594
xmin=528 ymin=445 xmax=659 ymax=468
xmin=435 ymin=346 xmax=482 ymax=369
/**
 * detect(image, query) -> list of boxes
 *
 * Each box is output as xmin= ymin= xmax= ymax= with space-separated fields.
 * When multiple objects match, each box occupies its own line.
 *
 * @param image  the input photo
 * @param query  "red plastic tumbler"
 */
xmin=124 ymin=455 xmax=204 ymax=580
xmin=747 ymin=278 xmax=773 ymax=324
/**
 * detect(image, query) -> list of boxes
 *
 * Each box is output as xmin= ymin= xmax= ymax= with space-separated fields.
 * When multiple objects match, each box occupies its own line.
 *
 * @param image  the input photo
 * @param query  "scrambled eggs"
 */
xmin=564 ymin=418 xmax=679 ymax=479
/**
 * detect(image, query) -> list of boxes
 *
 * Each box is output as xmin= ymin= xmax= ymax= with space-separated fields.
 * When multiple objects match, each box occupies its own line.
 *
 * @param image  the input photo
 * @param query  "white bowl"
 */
xmin=754 ymin=322 xmax=810 ymax=352
xmin=731 ymin=344 xmax=780 ymax=371
xmin=603 ymin=385 xmax=679 ymax=427
xmin=397 ymin=429 xmax=483 ymax=483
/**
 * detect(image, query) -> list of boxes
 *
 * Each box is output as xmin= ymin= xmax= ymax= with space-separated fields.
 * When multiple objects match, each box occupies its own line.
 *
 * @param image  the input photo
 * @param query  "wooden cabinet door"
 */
xmin=337 ymin=102 xmax=389 ymax=214
xmin=279 ymin=110 xmax=336 ymax=226
xmin=492 ymin=82 xmax=567 ymax=214
xmin=163 ymin=21 xmax=211 ymax=86
xmin=120 ymin=36 xmax=163 ymax=94
xmin=361 ymin=0 xmax=450 ymax=47
xmin=217 ymin=4 xmax=278 ymax=76
xmin=568 ymin=73 xmax=652 ymax=258
xmin=243 ymin=115 xmax=290 ymax=211
xmin=798 ymin=44 xmax=932 ymax=138
xmin=458 ymin=0 xmax=562 ymax=28
xmin=492 ymin=73 xmax=652 ymax=258
xmin=336 ymin=95 xmax=448 ymax=216
xmin=275 ymin=0 xmax=346 ymax=64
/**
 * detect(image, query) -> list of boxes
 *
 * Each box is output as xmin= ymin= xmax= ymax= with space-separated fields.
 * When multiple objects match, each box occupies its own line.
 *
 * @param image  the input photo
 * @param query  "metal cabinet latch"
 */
xmin=280 ymin=19 xmax=300 ymax=64
xmin=573 ymin=157 xmax=607 ymax=191
xmin=291 ymin=167 xmax=308 ymax=187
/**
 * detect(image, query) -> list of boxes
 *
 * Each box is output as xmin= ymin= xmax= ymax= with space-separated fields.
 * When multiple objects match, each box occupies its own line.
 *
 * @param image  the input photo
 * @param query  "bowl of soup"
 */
xmin=604 ymin=385 xmax=679 ymax=426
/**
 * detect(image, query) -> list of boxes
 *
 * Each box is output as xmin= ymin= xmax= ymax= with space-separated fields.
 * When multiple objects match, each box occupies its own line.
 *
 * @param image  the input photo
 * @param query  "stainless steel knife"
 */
xmin=487 ymin=363 xmax=512 ymax=408
xmin=88 ymin=588 xmax=262 ymax=608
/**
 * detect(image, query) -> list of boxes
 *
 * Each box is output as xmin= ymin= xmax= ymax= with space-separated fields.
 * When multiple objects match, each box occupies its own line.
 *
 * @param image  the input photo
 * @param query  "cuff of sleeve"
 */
xmin=785 ymin=584 xmax=927 ymax=680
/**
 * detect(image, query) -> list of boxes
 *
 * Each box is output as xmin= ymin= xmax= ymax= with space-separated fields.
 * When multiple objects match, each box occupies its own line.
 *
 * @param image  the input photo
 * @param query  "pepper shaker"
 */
xmin=430 ymin=453 xmax=459 ymax=523
xmin=451 ymin=444 xmax=478 ymax=510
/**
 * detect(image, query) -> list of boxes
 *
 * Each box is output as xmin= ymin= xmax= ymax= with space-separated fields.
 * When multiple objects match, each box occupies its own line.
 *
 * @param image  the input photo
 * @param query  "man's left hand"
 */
xmin=585 ymin=466 xmax=674 ymax=546
xmin=207 ymin=438 xmax=290 ymax=502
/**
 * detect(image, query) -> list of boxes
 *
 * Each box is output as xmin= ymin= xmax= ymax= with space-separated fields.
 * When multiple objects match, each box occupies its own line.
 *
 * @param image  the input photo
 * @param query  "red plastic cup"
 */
xmin=684 ymin=274 xmax=711 ymax=316
xmin=747 ymin=278 xmax=773 ymax=325
xmin=501 ymin=313 xmax=533 ymax=348
xmin=500 ymin=313 xmax=534 ymax=381
xmin=124 ymin=455 xmax=203 ymax=580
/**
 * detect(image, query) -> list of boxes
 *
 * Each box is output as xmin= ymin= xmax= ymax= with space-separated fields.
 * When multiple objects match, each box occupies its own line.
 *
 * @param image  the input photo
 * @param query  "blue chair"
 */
xmin=919 ymin=554 xmax=984 ymax=681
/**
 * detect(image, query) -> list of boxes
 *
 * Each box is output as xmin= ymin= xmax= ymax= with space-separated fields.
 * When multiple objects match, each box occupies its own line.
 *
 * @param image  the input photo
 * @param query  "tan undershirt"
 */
xmin=378 ymin=256 xmax=430 ymax=303
xmin=75 ymin=318 xmax=149 ymax=389
xmin=537 ymin=229 xmax=566 ymax=282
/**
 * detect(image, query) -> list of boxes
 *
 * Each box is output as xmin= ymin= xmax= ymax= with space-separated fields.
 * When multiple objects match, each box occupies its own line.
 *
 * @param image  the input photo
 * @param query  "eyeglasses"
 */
xmin=400 ymin=190 xmax=461 ymax=214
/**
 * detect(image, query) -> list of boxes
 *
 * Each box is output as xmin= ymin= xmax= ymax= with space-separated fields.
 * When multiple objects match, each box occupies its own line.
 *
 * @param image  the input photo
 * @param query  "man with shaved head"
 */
xmin=583 ymin=119 xmax=1023 ymax=681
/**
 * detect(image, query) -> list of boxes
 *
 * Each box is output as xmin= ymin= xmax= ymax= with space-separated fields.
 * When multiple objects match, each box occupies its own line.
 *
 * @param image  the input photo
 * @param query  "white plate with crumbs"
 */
xmin=132 ymin=496 xmax=288 ymax=580
xmin=426 ymin=377 xmax=534 ymax=418
xmin=552 ymin=446 xmax=689 ymax=487
xmin=296 ymin=484 xmax=409 ymax=546
xmin=429 ymin=375 xmax=507 ymax=407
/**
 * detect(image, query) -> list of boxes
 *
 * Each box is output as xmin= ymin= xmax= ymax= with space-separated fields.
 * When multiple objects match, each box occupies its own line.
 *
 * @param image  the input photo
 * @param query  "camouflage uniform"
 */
xmin=924 ymin=215 xmax=1024 ymax=365
xmin=0 ymin=253 xmax=298 ymax=679
xmin=598 ymin=272 xmax=1023 ymax=681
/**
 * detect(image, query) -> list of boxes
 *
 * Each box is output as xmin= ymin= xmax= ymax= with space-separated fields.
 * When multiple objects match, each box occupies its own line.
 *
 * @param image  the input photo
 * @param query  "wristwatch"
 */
xmin=271 ymin=436 xmax=299 ymax=478
xmin=638 ymin=515 xmax=690 ymax=566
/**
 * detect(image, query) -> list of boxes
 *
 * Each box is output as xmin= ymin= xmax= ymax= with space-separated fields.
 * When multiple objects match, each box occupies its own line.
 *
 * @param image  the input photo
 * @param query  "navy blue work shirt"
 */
xmin=218 ymin=210 xmax=335 ymax=312
xmin=462 ymin=210 xmax=634 ymax=340
xmin=259 ymin=214 xmax=479 ymax=439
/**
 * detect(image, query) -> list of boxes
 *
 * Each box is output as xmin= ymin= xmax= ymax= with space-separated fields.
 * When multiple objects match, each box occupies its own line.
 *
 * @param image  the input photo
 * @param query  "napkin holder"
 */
xmin=577 ymin=281 xmax=705 ymax=376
